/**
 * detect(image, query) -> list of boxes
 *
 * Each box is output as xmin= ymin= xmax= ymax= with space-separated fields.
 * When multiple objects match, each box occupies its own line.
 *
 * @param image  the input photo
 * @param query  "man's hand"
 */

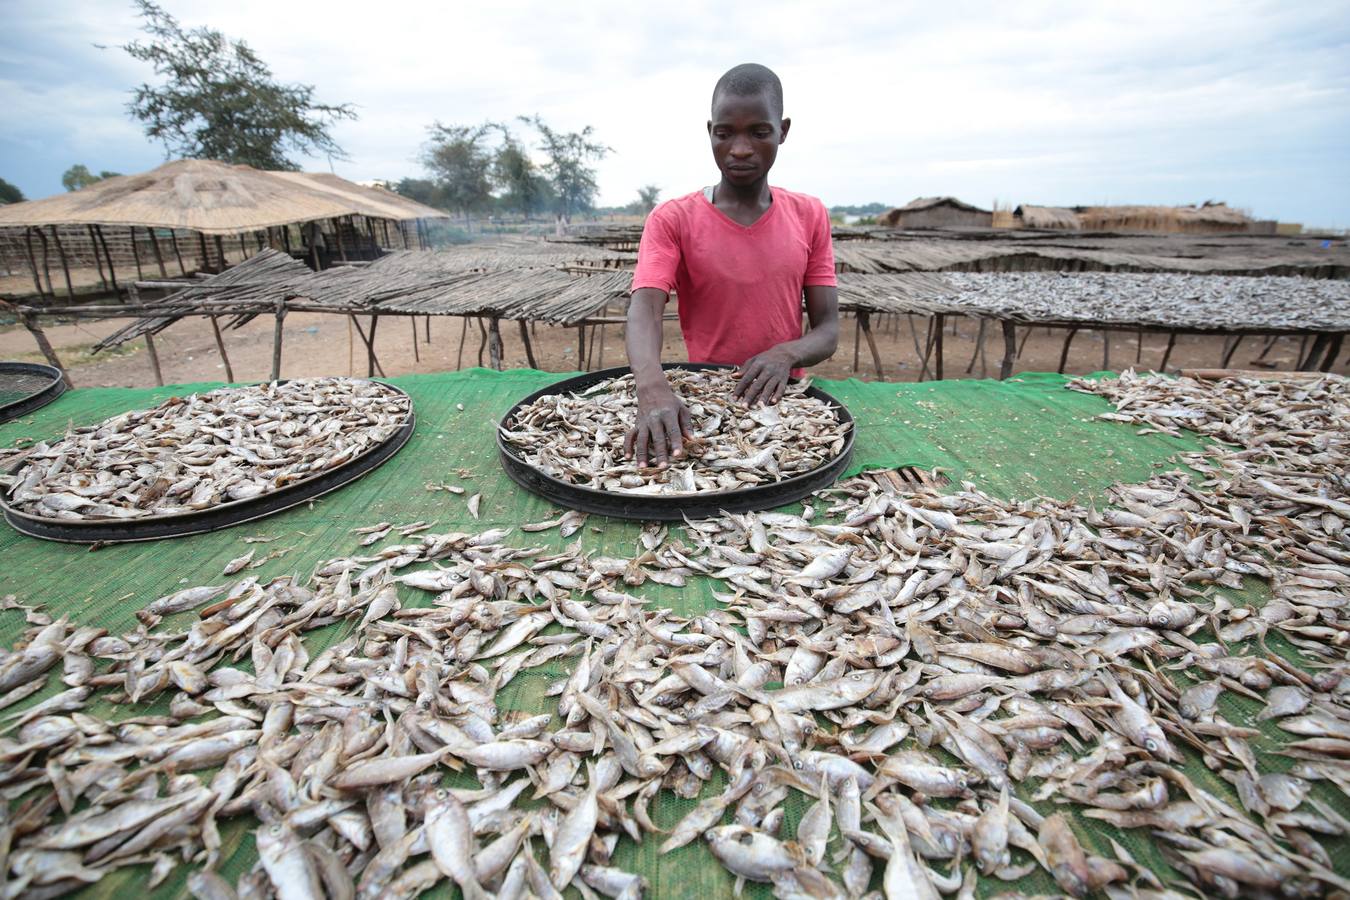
xmin=733 ymin=345 xmax=797 ymax=407
xmin=624 ymin=381 xmax=693 ymax=468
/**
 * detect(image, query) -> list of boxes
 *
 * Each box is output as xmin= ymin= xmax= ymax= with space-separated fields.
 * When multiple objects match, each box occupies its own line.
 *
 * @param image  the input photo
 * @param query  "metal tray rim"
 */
xmin=1 ymin=378 xmax=415 ymax=543
xmin=496 ymin=363 xmax=855 ymax=521
xmin=0 ymin=362 xmax=67 ymax=425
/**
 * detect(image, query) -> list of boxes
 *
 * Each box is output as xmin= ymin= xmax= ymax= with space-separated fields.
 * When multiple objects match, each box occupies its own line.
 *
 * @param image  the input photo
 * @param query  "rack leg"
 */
xmin=488 ymin=317 xmax=503 ymax=371
xmin=1057 ymin=327 xmax=1078 ymax=374
xmin=410 ymin=316 xmax=420 ymax=363
xmin=144 ymin=332 xmax=165 ymax=387
xmin=1219 ymin=334 xmax=1243 ymax=368
xmin=210 ymin=316 xmax=234 ymax=382
xmin=1159 ymin=331 xmax=1178 ymax=372
xmin=456 ymin=317 xmax=469 ymax=370
xmin=859 ymin=312 xmax=884 ymax=380
xmin=518 ymin=319 xmax=538 ymax=369
xmin=1319 ymin=333 xmax=1343 ymax=372
xmin=965 ymin=319 xmax=986 ymax=374
xmin=934 ymin=314 xmax=945 ymax=381
xmin=20 ymin=313 xmax=73 ymax=388
xmin=1000 ymin=321 xmax=1017 ymax=380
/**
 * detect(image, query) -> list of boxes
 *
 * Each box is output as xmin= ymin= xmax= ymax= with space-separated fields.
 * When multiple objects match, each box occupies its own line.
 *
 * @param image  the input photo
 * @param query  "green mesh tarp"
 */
xmin=0 ymin=369 xmax=1341 ymax=898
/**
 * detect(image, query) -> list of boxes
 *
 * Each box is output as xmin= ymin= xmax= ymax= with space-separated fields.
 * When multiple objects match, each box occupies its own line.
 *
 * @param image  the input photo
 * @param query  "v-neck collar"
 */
xmin=702 ymin=185 xmax=777 ymax=232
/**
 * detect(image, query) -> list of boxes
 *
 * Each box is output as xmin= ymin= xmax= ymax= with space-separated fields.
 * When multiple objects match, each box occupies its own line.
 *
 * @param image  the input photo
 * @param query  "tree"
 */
xmin=520 ymin=115 xmax=610 ymax=225
xmin=421 ymin=123 xmax=494 ymax=221
xmin=636 ymin=184 xmax=661 ymax=213
xmin=118 ymin=0 xmax=356 ymax=170
xmin=491 ymin=127 xmax=552 ymax=217
xmin=393 ymin=177 xmax=442 ymax=209
xmin=0 ymin=178 xmax=24 ymax=205
xmin=61 ymin=165 xmax=122 ymax=192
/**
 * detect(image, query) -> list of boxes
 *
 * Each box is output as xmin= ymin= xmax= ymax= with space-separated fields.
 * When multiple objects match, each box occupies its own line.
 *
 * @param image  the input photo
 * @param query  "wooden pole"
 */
xmin=1256 ymin=333 xmax=1280 ymax=361
xmin=367 ymin=315 xmax=380 ymax=377
xmin=212 ymin=235 xmax=226 ymax=272
xmin=410 ymin=316 xmax=420 ymax=363
xmin=596 ymin=323 xmax=607 ymax=370
xmin=913 ymin=315 xmax=934 ymax=382
xmin=424 ymin=315 xmax=431 ymax=344
xmin=1135 ymin=327 xmax=1144 ymax=364
xmin=1299 ymin=333 xmax=1330 ymax=371
xmin=86 ymin=226 xmax=109 ymax=291
xmin=1017 ymin=324 xmax=1033 ymax=357
xmin=858 ymin=311 xmax=884 ymax=380
xmin=965 ymin=319 xmax=986 ymax=374
xmin=197 ymin=232 xmax=212 ymax=273
xmin=456 ymin=316 xmax=469 ymax=370
xmin=576 ymin=324 xmax=587 ymax=369
xmin=1319 ymin=333 xmax=1343 ymax=372
xmin=934 ymin=313 xmax=945 ymax=380
xmin=20 ymin=313 xmax=73 ymax=388
xmin=210 ymin=316 xmax=235 ymax=382
xmin=94 ymin=226 xmax=119 ymax=295
xmin=999 ymin=320 xmax=1017 ymax=380
xmin=488 ymin=317 xmax=503 ymax=371
xmin=239 ymin=233 xmax=249 ymax=262
xmin=1219 ymin=334 xmax=1244 ymax=368
xmin=1102 ymin=332 xmax=1111 ymax=371
xmin=49 ymin=227 xmax=75 ymax=300
xmin=169 ymin=230 xmax=187 ymax=276
xmin=282 ymin=225 xmax=292 ymax=254
xmin=22 ymin=228 xmax=46 ymax=297
xmin=149 ymin=227 xmax=169 ymax=277
xmin=270 ymin=300 xmax=286 ymax=381
xmin=1159 ymin=331 xmax=1178 ymax=372
xmin=35 ymin=227 xmax=54 ymax=296
xmin=129 ymin=226 xmax=145 ymax=280
xmin=143 ymin=332 xmax=165 ymax=386
xmin=478 ymin=318 xmax=488 ymax=368
xmin=334 ymin=219 xmax=348 ymax=262
xmin=851 ymin=313 xmax=862 ymax=373
xmin=1057 ymin=327 xmax=1079 ymax=374
xmin=518 ymin=319 xmax=538 ymax=369
xmin=350 ymin=315 xmax=386 ymax=377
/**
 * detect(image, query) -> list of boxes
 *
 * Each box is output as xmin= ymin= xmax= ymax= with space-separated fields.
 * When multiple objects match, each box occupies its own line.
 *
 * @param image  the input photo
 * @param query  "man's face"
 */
xmin=707 ymin=90 xmax=790 ymax=188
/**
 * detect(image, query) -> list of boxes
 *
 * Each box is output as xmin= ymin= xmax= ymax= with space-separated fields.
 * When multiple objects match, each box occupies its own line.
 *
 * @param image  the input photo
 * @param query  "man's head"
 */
xmin=709 ymin=63 xmax=790 ymax=190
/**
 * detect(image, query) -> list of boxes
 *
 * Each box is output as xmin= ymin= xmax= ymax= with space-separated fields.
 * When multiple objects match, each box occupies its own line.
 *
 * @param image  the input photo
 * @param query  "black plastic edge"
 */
xmin=497 ymin=363 xmax=855 ymax=521
xmin=2 ymin=382 xmax=414 ymax=544
xmin=0 ymin=363 xmax=67 ymax=425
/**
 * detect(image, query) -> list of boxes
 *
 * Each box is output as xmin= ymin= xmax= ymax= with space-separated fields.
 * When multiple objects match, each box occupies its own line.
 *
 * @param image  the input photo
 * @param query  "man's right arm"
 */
xmin=623 ymin=288 xmax=691 ymax=468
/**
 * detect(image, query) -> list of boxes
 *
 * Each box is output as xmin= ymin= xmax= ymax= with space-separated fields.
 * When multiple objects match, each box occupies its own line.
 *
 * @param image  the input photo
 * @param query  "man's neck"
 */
xmin=714 ymin=177 xmax=772 ymax=212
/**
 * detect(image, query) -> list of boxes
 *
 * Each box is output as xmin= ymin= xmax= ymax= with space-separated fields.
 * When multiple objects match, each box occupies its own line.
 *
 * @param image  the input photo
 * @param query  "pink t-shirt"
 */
xmin=631 ymin=187 xmax=837 ymax=374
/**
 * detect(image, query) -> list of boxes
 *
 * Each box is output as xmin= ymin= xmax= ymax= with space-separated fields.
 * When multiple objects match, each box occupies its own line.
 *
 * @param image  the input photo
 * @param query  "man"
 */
xmin=623 ymin=63 xmax=840 ymax=468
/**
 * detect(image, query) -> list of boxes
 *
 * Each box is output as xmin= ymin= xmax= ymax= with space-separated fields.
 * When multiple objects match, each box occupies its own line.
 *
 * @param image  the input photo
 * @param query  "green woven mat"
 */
xmin=0 ymin=369 xmax=1340 ymax=898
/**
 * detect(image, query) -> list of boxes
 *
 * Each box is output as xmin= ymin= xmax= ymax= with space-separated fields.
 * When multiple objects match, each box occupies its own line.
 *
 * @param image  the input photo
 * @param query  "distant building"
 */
xmin=879 ymin=197 xmax=993 ymax=229
xmin=1075 ymin=202 xmax=1254 ymax=234
xmin=1013 ymin=205 xmax=1081 ymax=230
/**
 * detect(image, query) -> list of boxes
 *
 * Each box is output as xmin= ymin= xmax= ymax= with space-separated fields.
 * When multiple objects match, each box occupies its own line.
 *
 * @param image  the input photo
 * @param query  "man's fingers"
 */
xmin=733 ymin=363 xmax=761 ymax=398
xmin=663 ymin=411 xmax=684 ymax=458
xmin=770 ymin=377 xmax=786 ymax=404
xmin=648 ymin=419 xmax=669 ymax=467
xmin=623 ymin=427 xmax=635 ymax=459
xmin=678 ymin=404 xmax=693 ymax=436
xmin=634 ymin=424 xmax=649 ymax=468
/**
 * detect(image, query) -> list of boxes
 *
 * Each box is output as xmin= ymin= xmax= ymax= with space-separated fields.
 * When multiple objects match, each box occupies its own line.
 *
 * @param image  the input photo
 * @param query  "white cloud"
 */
xmin=1 ymin=0 xmax=1347 ymax=225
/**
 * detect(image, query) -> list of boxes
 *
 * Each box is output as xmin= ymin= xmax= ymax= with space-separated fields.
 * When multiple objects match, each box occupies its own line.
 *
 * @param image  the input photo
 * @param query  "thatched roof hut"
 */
xmin=1013 ymin=205 xmax=1081 ymax=230
xmin=879 ymin=197 xmax=993 ymax=229
xmin=0 ymin=160 xmax=448 ymax=301
xmin=1074 ymin=202 xmax=1253 ymax=234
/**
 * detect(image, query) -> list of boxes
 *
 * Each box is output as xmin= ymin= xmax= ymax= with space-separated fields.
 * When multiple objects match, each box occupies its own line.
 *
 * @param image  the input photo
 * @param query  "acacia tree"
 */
xmin=636 ymin=184 xmax=661 ymax=213
xmin=61 ymin=165 xmax=122 ymax=191
xmin=119 ymin=0 xmax=356 ymax=169
xmin=491 ymin=127 xmax=552 ymax=218
xmin=520 ymin=115 xmax=610 ymax=227
xmin=0 ymin=178 xmax=25 ymax=205
xmin=421 ymin=123 xmax=495 ymax=223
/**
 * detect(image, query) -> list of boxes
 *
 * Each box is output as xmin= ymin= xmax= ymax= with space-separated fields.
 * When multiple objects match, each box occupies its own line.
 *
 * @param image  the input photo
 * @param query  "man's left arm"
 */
xmin=733 ymin=284 xmax=839 ymax=406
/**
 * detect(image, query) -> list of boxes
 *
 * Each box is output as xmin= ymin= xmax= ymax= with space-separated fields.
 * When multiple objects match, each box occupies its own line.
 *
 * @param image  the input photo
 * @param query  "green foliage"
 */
xmin=61 ymin=164 xmax=121 ymax=192
xmin=0 ymin=178 xmax=24 ymax=205
xmin=393 ymin=177 xmax=441 ymax=208
xmin=421 ymin=122 xmax=494 ymax=217
xmin=829 ymin=202 xmax=889 ymax=216
xmin=519 ymin=115 xmax=610 ymax=222
xmin=118 ymin=0 xmax=356 ymax=169
xmin=635 ymin=184 xmax=661 ymax=213
xmin=490 ymin=127 xmax=553 ymax=217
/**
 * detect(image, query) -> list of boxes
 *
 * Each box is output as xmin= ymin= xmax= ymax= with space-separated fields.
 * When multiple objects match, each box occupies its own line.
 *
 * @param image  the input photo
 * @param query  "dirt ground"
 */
xmin=1 ymin=307 xmax=1342 ymax=390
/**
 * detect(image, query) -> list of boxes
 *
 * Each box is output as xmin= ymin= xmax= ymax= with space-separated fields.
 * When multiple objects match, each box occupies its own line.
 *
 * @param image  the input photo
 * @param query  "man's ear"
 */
xmin=707 ymin=119 xmax=714 ymax=136
xmin=779 ymin=117 xmax=791 ymax=143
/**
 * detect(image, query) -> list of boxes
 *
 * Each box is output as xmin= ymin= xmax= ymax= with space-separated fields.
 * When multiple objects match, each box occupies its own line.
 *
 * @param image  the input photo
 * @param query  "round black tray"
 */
xmin=1 ymin=381 xmax=414 ymax=543
xmin=497 ymin=363 xmax=854 ymax=520
xmin=0 ymin=362 xmax=66 ymax=425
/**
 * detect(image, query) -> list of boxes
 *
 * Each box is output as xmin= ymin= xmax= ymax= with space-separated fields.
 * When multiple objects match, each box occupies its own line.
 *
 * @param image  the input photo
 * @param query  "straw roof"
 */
xmin=267 ymin=171 xmax=447 ymax=222
xmin=1014 ymin=205 xmax=1081 ymax=229
xmin=0 ymin=159 xmax=448 ymax=236
xmin=1076 ymin=203 xmax=1252 ymax=232
xmin=894 ymin=196 xmax=991 ymax=215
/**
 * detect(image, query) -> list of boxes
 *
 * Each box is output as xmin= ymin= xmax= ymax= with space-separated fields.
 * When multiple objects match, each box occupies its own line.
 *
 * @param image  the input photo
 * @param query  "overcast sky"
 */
xmin=2 ymin=1 xmax=1347 ymax=226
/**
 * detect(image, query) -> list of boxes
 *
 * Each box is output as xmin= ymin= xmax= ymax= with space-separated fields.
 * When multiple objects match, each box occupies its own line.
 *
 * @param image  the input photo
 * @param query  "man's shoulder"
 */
xmin=771 ymin=187 xmax=829 ymax=218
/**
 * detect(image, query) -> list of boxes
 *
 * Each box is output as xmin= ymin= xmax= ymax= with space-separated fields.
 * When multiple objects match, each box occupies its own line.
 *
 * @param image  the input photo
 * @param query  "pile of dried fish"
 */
xmin=1 ymin=378 xmax=410 ymax=520
xmin=1 ymin=371 xmax=1347 ymax=900
xmin=501 ymin=368 xmax=850 ymax=494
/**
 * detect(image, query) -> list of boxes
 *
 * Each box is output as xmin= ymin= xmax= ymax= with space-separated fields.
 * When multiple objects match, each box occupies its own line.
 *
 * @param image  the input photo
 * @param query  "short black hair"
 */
xmin=712 ymin=63 xmax=784 ymax=120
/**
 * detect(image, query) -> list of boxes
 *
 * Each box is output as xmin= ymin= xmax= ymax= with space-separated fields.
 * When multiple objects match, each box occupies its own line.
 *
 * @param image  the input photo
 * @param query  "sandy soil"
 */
xmin=1 ymin=307 xmax=1341 ymax=391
